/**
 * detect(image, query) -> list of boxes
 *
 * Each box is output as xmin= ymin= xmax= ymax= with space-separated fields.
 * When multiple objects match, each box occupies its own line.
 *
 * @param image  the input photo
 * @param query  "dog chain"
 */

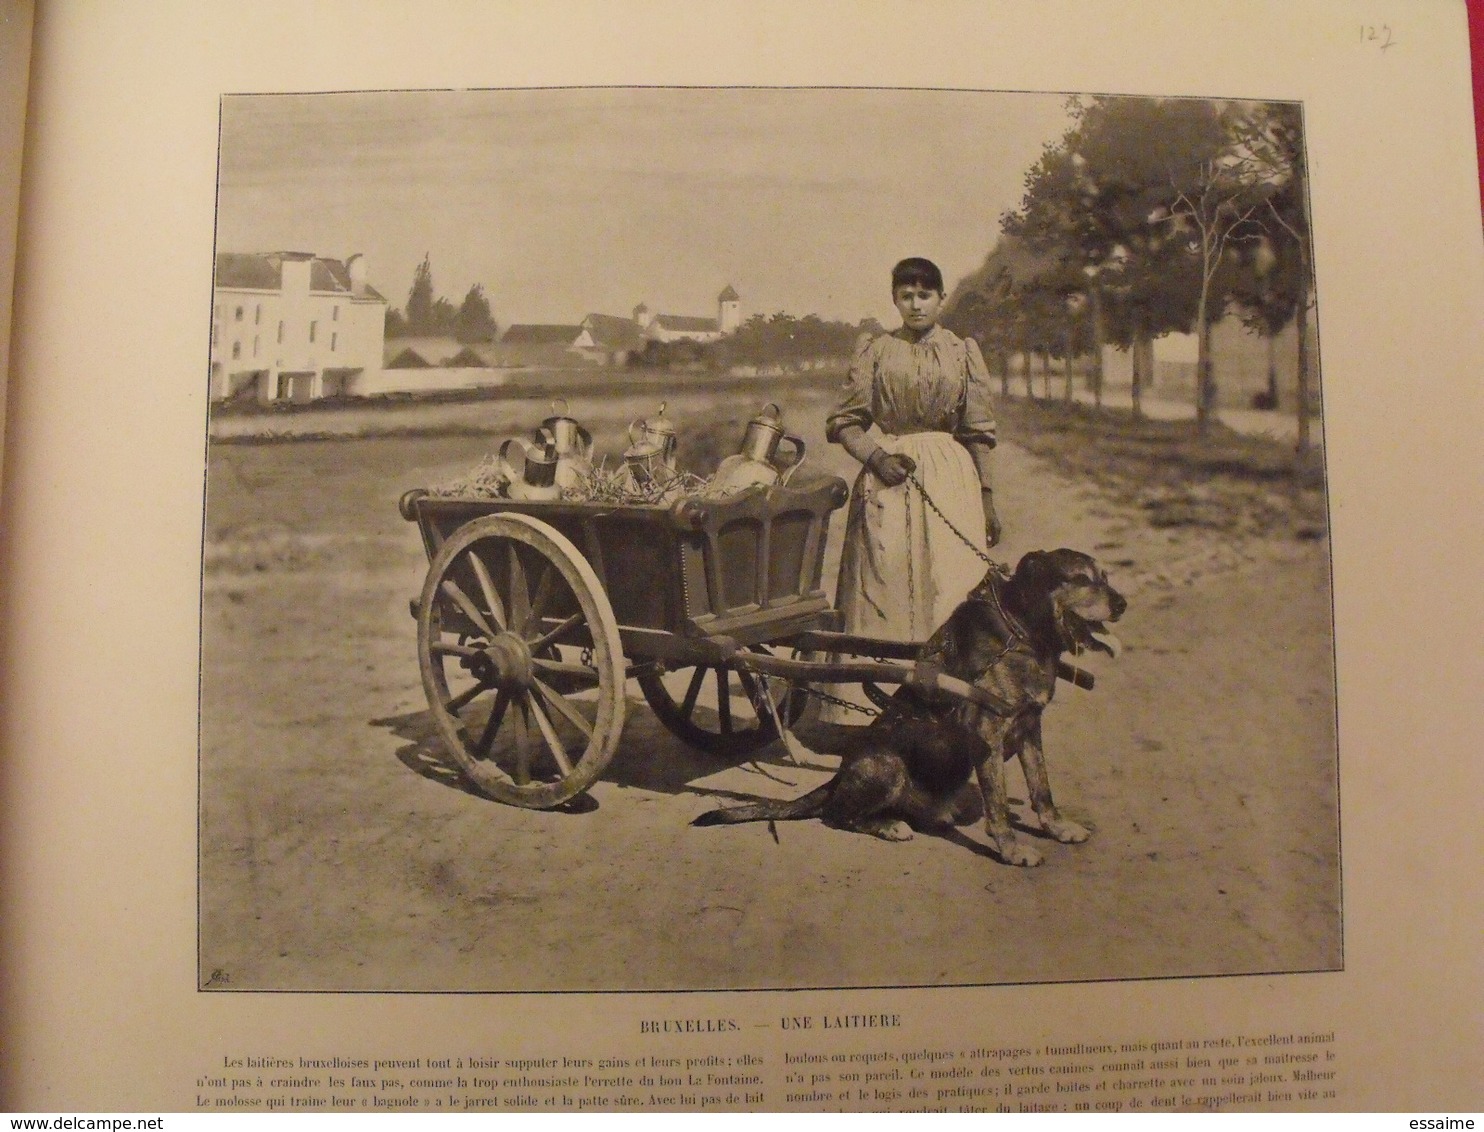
xmin=746 ymin=664 xmax=880 ymax=720
xmin=905 ymin=470 xmax=1004 ymax=571
xmin=799 ymin=683 xmax=880 ymax=717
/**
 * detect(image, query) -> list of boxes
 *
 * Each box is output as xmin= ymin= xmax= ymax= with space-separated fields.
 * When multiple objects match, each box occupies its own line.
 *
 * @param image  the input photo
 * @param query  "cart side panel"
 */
xmin=717 ymin=517 xmax=765 ymax=613
xmin=669 ymin=477 xmax=848 ymax=641
xmin=766 ymin=507 xmax=819 ymax=607
xmin=589 ymin=513 xmax=682 ymax=634
xmin=406 ymin=495 xmax=684 ymax=637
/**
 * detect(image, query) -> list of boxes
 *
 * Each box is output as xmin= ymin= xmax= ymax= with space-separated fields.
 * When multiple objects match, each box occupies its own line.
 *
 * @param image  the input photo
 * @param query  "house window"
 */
xmin=253 ymin=335 xmax=260 ymax=358
xmin=255 ymin=305 xmax=261 ymax=325
xmin=232 ymin=341 xmax=241 ymax=359
xmin=212 ymin=324 xmax=219 ymax=347
xmin=235 ymin=306 xmax=243 ymax=321
xmin=309 ymin=321 xmax=317 ymax=344
xmin=331 ymin=332 xmax=338 ymax=352
xmin=277 ymin=321 xmax=284 ymax=344
xmin=332 ymin=305 xmax=339 ymax=322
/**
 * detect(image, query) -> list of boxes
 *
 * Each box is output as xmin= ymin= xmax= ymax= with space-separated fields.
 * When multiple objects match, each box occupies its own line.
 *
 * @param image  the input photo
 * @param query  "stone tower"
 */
xmin=717 ymin=285 xmax=740 ymax=334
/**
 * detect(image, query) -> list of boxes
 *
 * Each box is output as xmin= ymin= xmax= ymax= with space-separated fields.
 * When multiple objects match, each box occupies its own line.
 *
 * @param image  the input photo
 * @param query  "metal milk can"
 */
xmin=540 ymin=398 xmax=594 ymax=490
xmin=705 ymin=403 xmax=807 ymax=496
xmin=498 ymin=429 xmax=563 ymax=501
xmin=623 ymin=402 xmax=679 ymax=490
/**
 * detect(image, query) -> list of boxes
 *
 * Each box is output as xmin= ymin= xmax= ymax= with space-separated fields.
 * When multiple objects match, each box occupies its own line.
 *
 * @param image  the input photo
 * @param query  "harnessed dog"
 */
xmin=693 ymin=549 xmax=1125 ymax=867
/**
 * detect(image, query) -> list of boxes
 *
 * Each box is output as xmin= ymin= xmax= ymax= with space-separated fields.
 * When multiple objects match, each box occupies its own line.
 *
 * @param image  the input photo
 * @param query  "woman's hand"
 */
xmin=867 ymin=450 xmax=916 ymax=488
xmin=982 ymin=488 xmax=1002 ymax=547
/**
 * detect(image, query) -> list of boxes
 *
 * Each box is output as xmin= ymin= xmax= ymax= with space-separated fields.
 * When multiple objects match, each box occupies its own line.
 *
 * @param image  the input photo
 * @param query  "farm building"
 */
xmin=488 ymin=324 xmax=585 ymax=368
xmin=381 ymin=337 xmax=499 ymax=369
xmin=631 ymin=285 xmax=742 ymax=345
xmin=210 ymin=251 xmax=387 ymax=403
xmin=571 ymin=312 xmax=647 ymax=365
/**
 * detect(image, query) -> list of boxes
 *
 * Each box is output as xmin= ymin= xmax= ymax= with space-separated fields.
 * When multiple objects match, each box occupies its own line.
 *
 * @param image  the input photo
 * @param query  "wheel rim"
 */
xmin=417 ymin=513 xmax=625 ymax=808
xmin=637 ymin=645 xmax=805 ymax=757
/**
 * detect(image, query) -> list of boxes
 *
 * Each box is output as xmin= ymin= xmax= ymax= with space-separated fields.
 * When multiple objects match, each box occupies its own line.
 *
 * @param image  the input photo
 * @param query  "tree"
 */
xmin=384 ymin=307 xmax=408 ymax=338
xmin=945 ymin=233 xmax=1089 ymax=403
xmin=718 ymin=310 xmax=861 ymax=370
xmin=1156 ymin=151 xmax=1266 ymax=433
xmin=452 ymin=284 xmax=498 ymax=343
xmin=1061 ymin=98 xmax=1219 ymax=417
xmin=1000 ymin=97 xmax=1280 ymax=430
xmin=1225 ymin=101 xmax=1316 ymax=453
xmin=1002 ymin=125 xmax=1119 ymax=405
xmin=405 ymin=253 xmax=436 ymax=335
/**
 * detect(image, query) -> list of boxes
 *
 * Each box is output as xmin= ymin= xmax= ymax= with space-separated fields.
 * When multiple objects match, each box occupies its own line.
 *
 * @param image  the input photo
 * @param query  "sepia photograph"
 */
xmin=198 ymin=86 xmax=1339 ymax=994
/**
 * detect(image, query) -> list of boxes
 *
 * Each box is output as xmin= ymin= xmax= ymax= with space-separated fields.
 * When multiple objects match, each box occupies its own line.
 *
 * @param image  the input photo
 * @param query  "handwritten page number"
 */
xmin=1360 ymin=24 xmax=1395 ymax=51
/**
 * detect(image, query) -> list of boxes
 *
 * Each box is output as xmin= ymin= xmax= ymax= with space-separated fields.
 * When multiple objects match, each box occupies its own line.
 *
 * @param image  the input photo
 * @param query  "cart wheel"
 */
xmin=417 ymin=513 xmax=625 ymax=809
xmin=637 ymin=645 xmax=807 ymax=757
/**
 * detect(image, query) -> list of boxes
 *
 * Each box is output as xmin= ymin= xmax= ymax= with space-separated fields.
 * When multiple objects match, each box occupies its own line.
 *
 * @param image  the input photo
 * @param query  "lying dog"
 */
xmin=693 ymin=549 xmax=1125 ymax=867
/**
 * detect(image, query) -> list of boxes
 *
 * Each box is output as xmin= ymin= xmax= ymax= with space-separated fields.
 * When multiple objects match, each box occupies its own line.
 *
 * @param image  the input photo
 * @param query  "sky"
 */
xmin=215 ymin=88 xmax=1074 ymax=329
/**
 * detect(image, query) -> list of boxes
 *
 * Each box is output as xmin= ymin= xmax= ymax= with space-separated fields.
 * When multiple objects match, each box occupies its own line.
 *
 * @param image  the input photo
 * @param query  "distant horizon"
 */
xmin=215 ymin=88 xmax=1075 ymax=329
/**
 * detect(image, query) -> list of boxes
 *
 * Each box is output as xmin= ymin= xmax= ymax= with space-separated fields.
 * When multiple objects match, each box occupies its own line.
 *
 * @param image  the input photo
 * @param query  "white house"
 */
xmin=632 ymin=285 xmax=742 ymax=345
xmin=210 ymin=251 xmax=387 ymax=403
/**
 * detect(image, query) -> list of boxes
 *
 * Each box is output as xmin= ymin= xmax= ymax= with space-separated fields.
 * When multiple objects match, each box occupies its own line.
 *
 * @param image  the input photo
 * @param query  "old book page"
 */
xmin=2 ymin=0 xmax=1481 ymax=1114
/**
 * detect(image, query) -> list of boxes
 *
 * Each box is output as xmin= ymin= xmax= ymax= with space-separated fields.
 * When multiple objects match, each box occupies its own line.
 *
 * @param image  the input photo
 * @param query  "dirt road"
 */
xmin=199 ymin=392 xmax=1339 ymax=991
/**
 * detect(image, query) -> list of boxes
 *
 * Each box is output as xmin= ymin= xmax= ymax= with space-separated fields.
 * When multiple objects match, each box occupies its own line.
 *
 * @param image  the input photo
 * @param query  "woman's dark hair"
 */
xmin=891 ymin=257 xmax=944 ymax=294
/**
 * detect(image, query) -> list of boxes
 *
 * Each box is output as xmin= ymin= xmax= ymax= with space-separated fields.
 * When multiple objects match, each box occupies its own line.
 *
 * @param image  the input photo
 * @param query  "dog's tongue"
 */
xmin=1090 ymin=628 xmax=1122 ymax=657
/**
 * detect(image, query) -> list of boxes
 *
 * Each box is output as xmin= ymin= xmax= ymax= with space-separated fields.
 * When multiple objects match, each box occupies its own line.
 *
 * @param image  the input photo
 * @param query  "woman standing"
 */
xmin=823 ymin=257 xmax=1000 ymax=721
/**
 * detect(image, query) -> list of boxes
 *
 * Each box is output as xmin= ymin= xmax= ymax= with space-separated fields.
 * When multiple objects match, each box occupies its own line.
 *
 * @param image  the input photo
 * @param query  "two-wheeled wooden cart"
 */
xmin=400 ymin=478 xmax=1006 ymax=809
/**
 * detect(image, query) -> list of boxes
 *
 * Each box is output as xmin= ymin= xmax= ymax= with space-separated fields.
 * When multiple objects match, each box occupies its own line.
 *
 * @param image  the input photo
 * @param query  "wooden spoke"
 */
xmin=529 ymin=611 xmax=583 ymax=654
xmin=445 ymin=680 xmax=488 ymax=715
xmin=510 ymin=697 xmax=531 ymax=786
xmin=679 ymin=666 xmax=707 ymax=721
xmin=638 ymin=655 xmax=807 ymax=759
xmin=532 ymin=677 xmax=593 ymax=739
xmin=417 ymin=512 xmax=625 ymax=808
xmin=525 ymin=693 xmax=575 ymax=777
xmin=523 ymin=565 xmax=556 ymax=637
xmin=440 ymin=579 xmax=496 ymax=640
xmin=736 ymin=666 xmax=767 ymax=713
xmin=531 ymin=657 xmax=600 ymax=682
xmin=507 ymin=543 xmax=531 ymax=639
xmin=714 ymin=667 xmax=733 ymax=734
xmin=474 ymin=690 xmax=511 ymax=760
xmin=466 ymin=549 xmax=507 ymax=630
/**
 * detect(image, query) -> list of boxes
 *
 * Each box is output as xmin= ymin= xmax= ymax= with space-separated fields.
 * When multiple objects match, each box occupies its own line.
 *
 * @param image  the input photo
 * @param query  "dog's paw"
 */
xmin=990 ymin=836 xmax=1043 ymax=867
xmin=1042 ymin=815 xmax=1090 ymax=844
xmin=872 ymin=819 xmax=915 ymax=842
xmin=948 ymin=785 xmax=984 ymax=825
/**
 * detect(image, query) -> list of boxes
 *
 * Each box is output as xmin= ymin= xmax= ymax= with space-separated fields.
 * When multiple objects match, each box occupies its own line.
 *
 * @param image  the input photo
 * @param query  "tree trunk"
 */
xmin=1041 ymin=351 xmax=1053 ymax=400
xmin=1064 ymin=325 xmax=1075 ymax=403
xmin=1022 ymin=350 xmax=1035 ymax=400
xmin=1195 ymin=288 xmax=1213 ymax=435
xmin=1265 ymin=327 xmax=1279 ymax=409
xmin=999 ymin=350 xmax=1010 ymax=398
xmin=1089 ymin=284 xmax=1104 ymax=409
xmin=1131 ymin=328 xmax=1150 ymax=419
